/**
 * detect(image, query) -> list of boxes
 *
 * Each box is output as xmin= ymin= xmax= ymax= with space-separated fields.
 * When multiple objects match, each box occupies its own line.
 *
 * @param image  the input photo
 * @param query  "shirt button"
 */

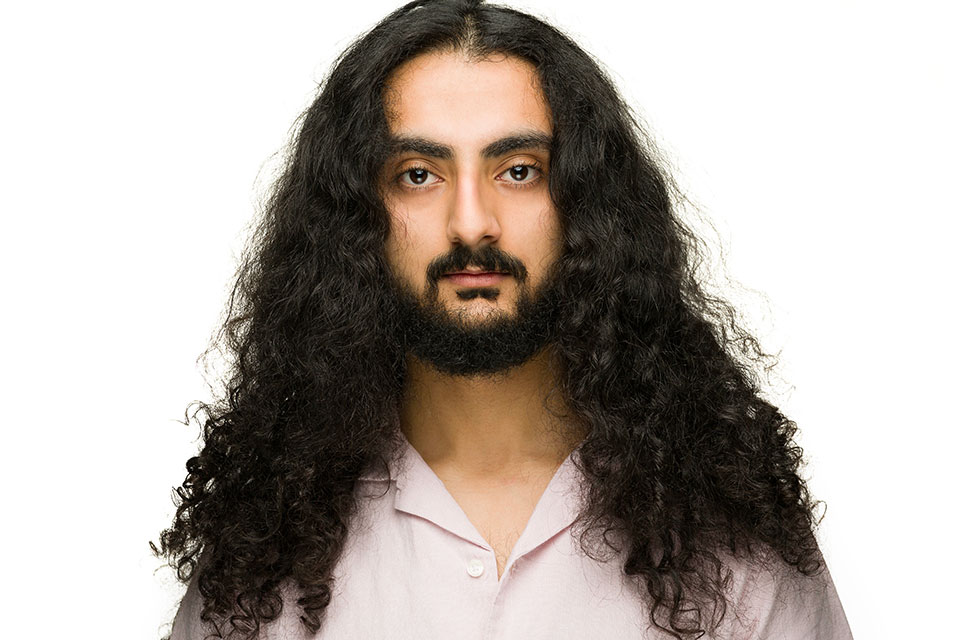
xmin=466 ymin=558 xmax=485 ymax=578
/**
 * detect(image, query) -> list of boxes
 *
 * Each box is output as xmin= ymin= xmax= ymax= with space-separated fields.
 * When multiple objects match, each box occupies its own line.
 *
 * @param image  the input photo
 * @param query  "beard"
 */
xmin=385 ymin=253 xmax=564 ymax=378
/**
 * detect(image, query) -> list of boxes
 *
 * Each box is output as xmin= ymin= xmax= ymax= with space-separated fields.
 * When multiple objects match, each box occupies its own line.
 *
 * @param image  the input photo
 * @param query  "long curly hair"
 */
xmin=154 ymin=1 xmax=826 ymax=638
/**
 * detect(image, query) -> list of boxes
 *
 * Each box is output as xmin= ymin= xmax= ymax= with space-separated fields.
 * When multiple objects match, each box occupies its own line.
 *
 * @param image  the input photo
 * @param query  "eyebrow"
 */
xmin=385 ymin=130 xmax=552 ymax=161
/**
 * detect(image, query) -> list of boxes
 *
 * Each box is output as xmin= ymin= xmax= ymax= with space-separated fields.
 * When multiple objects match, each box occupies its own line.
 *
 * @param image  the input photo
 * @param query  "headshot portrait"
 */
xmin=2 ymin=1 xmax=955 ymax=640
xmin=153 ymin=1 xmax=856 ymax=637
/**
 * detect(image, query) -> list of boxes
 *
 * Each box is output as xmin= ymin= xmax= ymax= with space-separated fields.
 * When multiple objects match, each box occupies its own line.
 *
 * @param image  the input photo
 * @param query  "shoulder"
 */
xmin=718 ymin=544 xmax=854 ymax=640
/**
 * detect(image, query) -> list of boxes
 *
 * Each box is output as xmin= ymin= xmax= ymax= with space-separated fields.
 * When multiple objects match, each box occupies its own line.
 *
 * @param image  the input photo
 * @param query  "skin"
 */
xmin=380 ymin=50 xmax=581 ymax=487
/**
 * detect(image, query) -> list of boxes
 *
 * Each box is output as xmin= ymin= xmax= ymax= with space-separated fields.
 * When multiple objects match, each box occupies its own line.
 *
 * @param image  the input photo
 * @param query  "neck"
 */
xmin=399 ymin=346 xmax=586 ymax=482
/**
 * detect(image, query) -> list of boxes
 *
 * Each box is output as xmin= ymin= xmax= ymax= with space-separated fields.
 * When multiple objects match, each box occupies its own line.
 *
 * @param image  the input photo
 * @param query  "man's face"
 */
xmin=380 ymin=50 xmax=564 ymax=377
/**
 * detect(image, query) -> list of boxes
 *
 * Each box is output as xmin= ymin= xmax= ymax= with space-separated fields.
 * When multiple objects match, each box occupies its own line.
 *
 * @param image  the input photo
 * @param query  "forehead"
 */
xmin=383 ymin=50 xmax=552 ymax=144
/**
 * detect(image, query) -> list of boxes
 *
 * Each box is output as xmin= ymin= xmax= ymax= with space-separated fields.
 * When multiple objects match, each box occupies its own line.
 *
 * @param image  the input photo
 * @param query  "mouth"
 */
xmin=442 ymin=271 xmax=509 ymax=287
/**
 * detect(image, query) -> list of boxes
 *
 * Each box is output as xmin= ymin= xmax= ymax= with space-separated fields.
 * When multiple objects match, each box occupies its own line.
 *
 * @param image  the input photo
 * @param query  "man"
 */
xmin=156 ymin=1 xmax=854 ymax=638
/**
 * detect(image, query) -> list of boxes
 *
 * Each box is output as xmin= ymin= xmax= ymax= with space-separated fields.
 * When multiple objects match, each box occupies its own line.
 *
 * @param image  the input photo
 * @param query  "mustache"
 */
xmin=426 ymin=245 xmax=527 ymax=284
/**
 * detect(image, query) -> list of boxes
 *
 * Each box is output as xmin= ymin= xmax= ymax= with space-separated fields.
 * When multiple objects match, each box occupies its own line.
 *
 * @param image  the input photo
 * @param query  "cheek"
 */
xmin=531 ymin=208 xmax=563 ymax=272
xmin=385 ymin=213 xmax=431 ymax=284
xmin=384 ymin=212 xmax=410 ymax=272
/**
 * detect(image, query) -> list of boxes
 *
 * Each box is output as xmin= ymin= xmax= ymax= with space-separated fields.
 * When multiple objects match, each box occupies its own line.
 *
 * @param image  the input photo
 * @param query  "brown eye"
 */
xmin=498 ymin=163 xmax=542 ymax=187
xmin=397 ymin=166 xmax=440 ymax=189
xmin=407 ymin=168 xmax=429 ymax=184
xmin=509 ymin=166 xmax=530 ymax=181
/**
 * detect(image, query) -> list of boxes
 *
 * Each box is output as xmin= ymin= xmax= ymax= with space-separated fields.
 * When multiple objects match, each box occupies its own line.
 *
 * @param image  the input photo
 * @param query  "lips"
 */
xmin=443 ymin=272 xmax=508 ymax=286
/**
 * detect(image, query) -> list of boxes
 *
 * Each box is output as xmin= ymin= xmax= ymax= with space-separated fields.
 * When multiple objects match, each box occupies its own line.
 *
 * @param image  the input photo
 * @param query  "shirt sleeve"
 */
xmin=731 ymin=552 xmax=854 ymax=640
xmin=168 ymin=575 xmax=205 ymax=640
xmin=167 ymin=575 xmax=312 ymax=640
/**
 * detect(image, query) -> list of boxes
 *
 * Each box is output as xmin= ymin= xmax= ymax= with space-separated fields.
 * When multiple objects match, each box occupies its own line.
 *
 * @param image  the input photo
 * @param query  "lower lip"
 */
xmin=444 ymin=273 xmax=507 ymax=286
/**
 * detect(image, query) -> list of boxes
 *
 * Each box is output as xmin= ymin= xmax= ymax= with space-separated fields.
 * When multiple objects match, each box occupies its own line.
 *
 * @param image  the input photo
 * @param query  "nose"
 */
xmin=446 ymin=170 xmax=501 ymax=249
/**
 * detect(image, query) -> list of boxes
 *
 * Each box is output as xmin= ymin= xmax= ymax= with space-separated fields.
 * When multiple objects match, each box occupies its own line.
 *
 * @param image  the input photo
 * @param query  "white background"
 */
xmin=2 ymin=1 xmax=956 ymax=638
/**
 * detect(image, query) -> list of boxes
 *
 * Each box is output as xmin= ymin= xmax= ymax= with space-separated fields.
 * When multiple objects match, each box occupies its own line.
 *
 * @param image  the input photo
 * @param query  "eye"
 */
xmin=397 ymin=166 xmax=440 ymax=190
xmin=496 ymin=162 xmax=544 ymax=189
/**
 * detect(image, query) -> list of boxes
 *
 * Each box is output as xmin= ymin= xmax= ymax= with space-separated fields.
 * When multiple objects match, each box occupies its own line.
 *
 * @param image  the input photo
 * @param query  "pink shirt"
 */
xmin=171 ymin=433 xmax=853 ymax=639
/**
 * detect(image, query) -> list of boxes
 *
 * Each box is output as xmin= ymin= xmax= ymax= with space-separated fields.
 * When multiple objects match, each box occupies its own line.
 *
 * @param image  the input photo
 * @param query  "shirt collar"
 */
xmin=359 ymin=431 xmax=585 ymax=560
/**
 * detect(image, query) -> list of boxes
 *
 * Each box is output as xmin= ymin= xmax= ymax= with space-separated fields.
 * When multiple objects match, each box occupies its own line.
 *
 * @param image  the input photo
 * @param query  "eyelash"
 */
xmin=395 ymin=160 xmax=545 ymax=192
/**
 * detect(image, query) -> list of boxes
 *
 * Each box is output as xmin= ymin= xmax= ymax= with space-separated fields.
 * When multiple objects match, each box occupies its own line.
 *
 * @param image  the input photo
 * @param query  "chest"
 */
xmin=439 ymin=471 xmax=556 ymax=579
